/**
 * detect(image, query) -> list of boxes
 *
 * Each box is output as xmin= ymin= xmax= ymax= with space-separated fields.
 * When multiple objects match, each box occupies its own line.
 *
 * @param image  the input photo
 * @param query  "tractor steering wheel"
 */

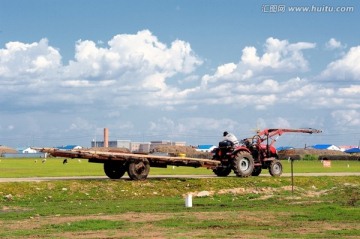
xmin=251 ymin=135 xmax=262 ymax=144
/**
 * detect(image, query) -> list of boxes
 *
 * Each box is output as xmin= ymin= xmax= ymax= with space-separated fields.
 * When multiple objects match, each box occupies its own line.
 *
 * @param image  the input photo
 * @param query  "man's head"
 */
xmin=223 ymin=131 xmax=228 ymax=137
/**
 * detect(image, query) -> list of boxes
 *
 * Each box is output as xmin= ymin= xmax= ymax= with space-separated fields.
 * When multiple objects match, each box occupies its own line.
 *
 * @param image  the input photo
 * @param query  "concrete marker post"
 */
xmin=185 ymin=193 xmax=192 ymax=207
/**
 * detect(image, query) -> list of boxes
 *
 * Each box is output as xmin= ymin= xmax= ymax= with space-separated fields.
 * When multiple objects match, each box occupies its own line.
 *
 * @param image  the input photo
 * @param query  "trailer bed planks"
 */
xmin=34 ymin=147 xmax=220 ymax=169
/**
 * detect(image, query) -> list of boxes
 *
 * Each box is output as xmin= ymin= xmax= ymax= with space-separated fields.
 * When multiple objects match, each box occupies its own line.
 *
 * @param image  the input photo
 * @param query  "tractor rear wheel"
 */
xmin=127 ymin=159 xmax=150 ymax=180
xmin=269 ymin=160 xmax=282 ymax=177
xmin=251 ymin=166 xmax=262 ymax=176
xmin=104 ymin=161 xmax=127 ymax=179
xmin=213 ymin=166 xmax=232 ymax=177
xmin=232 ymin=151 xmax=255 ymax=177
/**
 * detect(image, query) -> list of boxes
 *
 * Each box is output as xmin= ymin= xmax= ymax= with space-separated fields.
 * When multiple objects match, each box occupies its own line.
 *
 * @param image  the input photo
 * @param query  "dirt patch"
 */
xmin=3 ymin=210 xmax=358 ymax=239
xmin=185 ymin=185 xmax=337 ymax=202
xmin=1 ymin=206 xmax=31 ymax=212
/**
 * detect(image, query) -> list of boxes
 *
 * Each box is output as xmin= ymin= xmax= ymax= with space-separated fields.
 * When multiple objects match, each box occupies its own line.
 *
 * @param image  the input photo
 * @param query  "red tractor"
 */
xmin=211 ymin=128 xmax=322 ymax=177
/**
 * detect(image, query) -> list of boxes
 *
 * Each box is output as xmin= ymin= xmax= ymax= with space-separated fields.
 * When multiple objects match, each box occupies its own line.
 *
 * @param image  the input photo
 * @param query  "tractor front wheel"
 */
xmin=127 ymin=159 xmax=150 ymax=180
xmin=232 ymin=151 xmax=255 ymax=177
xmin=269 ymin=160 xmax=283 ymax=177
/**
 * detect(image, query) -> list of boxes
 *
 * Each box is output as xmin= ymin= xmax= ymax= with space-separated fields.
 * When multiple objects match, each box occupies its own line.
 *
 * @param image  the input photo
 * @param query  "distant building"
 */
xmin=91 ymin=139 xmax=186 ymax=153
xmin=56 ymin=145 xmax=83 ymax=150
xmin=91 ymin=140 xmax=131 ymax=149
xmin=139 ymin=143 xmax=151 ymax=153
xmin=6 ymin=147 xmax=45 ymax=157
xmin=277 ymin=146 xmax=295 ymax=151
xmin=339 ymin=145 xmax=358 ymax=152
xmin=17 ymin=147 xmax=38 ymax=154
xmin=344 ymin=148 xmax=360 ymax=154
xmin=131 ymin=142 xmax=151 ymax=153
xmin=196 ymin=145 xmax=216 ymax=152
xmin=311 ymin=144 xmax=341 ymax=151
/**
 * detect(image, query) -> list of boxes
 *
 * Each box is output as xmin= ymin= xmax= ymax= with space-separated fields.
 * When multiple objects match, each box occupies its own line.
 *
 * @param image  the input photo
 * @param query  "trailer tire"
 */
xmin=127 ymin=159 xmax=150 ymax=180
xmin=269 ymin=160 xmax=282 ymax=177
xmin=251 ymin=166 xmax=262 ymax=176
xmin=104 ymin=161 xmax=127 ymax=179
xmin=213 ymin=166 xmax=232 ymax=177
xmin=232 ymin=151 xmax=255 ymax=177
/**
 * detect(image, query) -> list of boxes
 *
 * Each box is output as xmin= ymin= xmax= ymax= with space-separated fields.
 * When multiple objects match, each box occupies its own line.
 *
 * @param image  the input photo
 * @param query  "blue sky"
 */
xmin=0 ymin=0 xmax=359 ymax=148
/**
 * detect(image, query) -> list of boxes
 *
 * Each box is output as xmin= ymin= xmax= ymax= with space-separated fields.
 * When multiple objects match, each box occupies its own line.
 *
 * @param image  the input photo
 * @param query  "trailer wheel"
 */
xmin=104 ymin=161 xmax=127 ymax=179
xmin=251 ymin=166 xmax=262 ymax=176
xmin=213 ymin=166 xmax=232 ymax=177
xmin=232 ymin=151 xmax=255 ymax=177
xmin=269 ymin=160 xmax=282 ymax=177
xmin=127 ymin=159 xmax=150 ymax=180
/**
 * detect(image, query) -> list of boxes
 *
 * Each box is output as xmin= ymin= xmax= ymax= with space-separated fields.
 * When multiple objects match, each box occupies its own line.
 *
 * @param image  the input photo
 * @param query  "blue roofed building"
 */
xmin=311 ymin=144 xmax=341 ymax=151
xmin=345 ymin=148 xmax=360 ymax=154
xmin=56 ymin=145 xmax=83 ymax=150
xmin=196 ymin=144 xmax=216 ymax=152
xmin=277 ymin=146 xmax=294 ymax=151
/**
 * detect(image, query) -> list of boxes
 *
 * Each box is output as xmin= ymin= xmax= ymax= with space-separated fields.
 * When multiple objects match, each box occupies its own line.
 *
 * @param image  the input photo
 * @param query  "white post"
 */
xmin=185 ymin=194 xmax=192 ymax=208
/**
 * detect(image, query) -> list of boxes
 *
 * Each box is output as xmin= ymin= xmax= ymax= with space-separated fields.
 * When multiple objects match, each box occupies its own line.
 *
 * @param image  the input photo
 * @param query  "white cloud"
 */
xmin=325 ymin=38 xmax=345 ymax=50
xmin=0 ymin=33 xmax=359 ymax=147
xmin=0 ymin=38 xmax=61 ymax=78
xmin=0 ymin=30 xmax=203 ymax=110
xmin=331 ymin=110 xmax=360 ymax=126
xmin=338 ymin=85 xmax=360 ymax=96
xmin=272 ymin=117 xmax=291 ymax=128
xmin=66 ymin=30 xmax=202 ymax=89
xmin=202 ymin=37 xmax=315 ymax=86
xmin=68 ymin=117 xmax=94 ymax=131
xmin=241 ymin=37 xmax=315 ymax=72
xmin=321 ymin=46 xmax=360 ymax=80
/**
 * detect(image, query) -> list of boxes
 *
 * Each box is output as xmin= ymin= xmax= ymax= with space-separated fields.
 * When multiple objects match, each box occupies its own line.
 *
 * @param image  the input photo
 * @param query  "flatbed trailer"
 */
xmin=34 ymin=147 xmax=220 ymax=180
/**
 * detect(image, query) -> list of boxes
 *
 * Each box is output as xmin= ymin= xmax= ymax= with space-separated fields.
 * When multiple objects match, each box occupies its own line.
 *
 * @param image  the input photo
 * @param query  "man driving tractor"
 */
xmin=223 ymin=131 xmax=240 ymax=146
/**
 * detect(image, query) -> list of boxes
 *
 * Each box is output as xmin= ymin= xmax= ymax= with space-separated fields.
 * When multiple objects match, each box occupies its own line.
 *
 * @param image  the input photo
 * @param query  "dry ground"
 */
xmin=1 ymin=206 xmax=358 ymax=239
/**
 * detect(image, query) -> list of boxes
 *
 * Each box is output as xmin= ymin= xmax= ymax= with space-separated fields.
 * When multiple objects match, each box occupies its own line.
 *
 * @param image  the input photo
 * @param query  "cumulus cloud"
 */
xmin=0 ymin=38 xmax=61 ymax=78
xmin=202 ymin=37 xmax=315 ymax=85
xmin=241 ymin=37 xmax=315 ymax=72
xmin=325 ymin=38 xmax=345 ymax=50
xmin=1 ymin=32 xmax=359 ymax=147
xmin=0 ymin=30 xmax=203 ymax=111
xmin=65 ymin=30 xmax=202 ymax=92
xmin=321 ymin=46 xmax=360 ymax=80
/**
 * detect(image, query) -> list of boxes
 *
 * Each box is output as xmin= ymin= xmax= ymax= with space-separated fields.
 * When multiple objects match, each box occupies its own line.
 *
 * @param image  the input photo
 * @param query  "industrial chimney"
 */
xmin=104 ymin=128 xmax=109 ymax=148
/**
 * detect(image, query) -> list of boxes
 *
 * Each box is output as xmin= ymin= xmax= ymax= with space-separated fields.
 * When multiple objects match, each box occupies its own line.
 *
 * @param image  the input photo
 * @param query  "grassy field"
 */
xmin=0 ymin=157 xmax=359 ymax=238
xmin=0 ymin=157 xmax=359 ymax=178
xmin=0 ymin=176 xmax=359 ymax=238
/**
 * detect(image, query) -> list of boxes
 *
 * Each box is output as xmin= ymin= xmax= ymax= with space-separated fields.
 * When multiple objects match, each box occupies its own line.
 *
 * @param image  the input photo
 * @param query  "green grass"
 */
xmin=0 ymin=156 xmax=358 ymax=238
xmin=0 ymin=157 xmax=359 ymax=178
xmin=47 ymin=219 xmax=126 ymax=232
xmin=0 ymin=177 xmax=358 ymax=238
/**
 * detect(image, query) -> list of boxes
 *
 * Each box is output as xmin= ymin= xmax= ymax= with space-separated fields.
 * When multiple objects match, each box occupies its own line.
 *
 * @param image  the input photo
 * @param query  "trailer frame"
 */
xmin=34 ymin=147 xmax=219 ymax=180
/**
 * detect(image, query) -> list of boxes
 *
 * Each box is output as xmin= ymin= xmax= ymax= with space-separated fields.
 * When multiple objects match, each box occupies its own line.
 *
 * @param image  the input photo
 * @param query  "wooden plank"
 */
xmin=34 ymin=147 xmax=220 ymax=169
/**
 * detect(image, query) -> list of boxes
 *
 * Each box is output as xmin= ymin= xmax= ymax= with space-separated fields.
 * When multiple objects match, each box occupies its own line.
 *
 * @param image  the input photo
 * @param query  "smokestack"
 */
xmin=104 ymin=128 xmax=109 ymax=148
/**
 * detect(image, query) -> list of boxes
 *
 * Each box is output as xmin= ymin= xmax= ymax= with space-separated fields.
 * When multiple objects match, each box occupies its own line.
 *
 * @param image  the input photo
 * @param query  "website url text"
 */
xmin=262 ymin=5 xmax=355 ymax=13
